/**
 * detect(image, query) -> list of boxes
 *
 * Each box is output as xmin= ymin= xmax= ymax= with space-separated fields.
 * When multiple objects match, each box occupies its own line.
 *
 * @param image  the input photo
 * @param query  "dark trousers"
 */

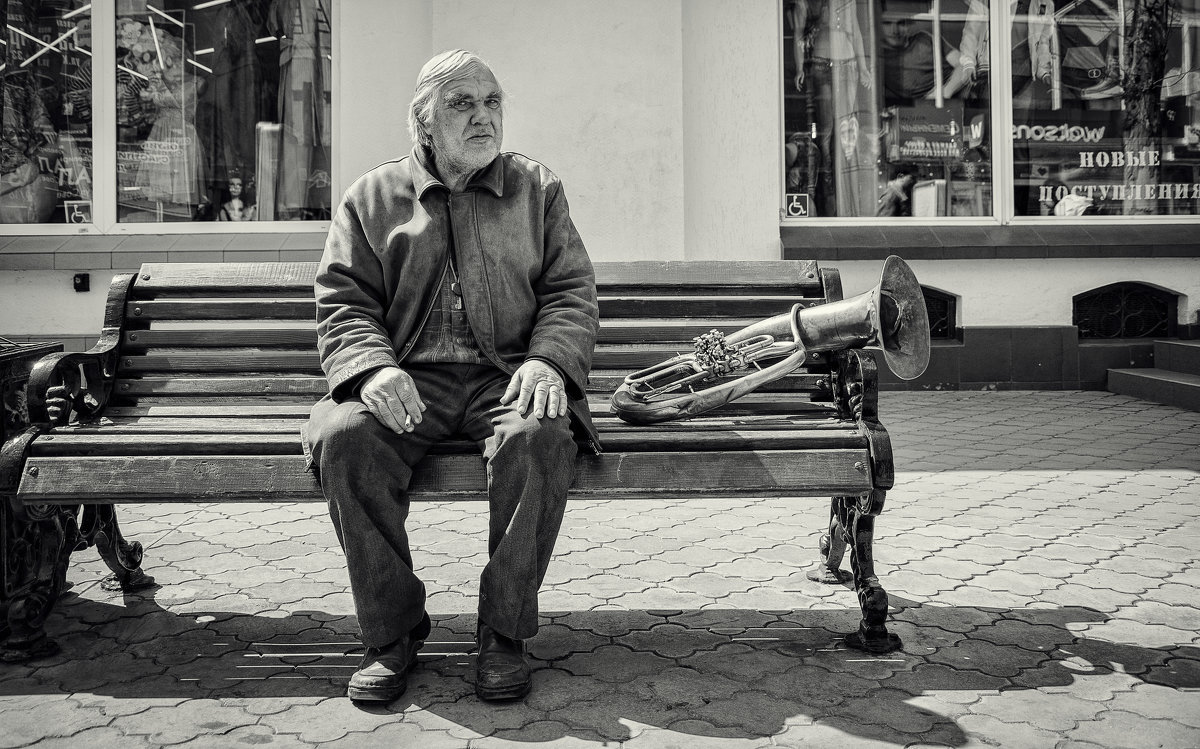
xmin=303 ymin=363 xmax=577 ymax=647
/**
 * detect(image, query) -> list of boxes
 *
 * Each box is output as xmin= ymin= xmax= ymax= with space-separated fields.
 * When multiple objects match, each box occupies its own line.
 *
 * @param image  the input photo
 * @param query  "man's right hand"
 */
xmin=359 ymin=367 xmax=426 ymax=434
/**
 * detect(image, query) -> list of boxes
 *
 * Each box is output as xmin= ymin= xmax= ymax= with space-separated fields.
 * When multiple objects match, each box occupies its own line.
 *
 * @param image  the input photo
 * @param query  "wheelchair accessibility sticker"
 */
xmin=785 ymin=193 xmax=811 ymax=218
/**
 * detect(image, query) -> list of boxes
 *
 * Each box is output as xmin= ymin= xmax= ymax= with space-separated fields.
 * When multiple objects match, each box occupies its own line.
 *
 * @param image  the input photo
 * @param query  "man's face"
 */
xmin=427 ymin=69 xmax=504 ymax=177
xmin=881 ymin=19 xmax=909 ymax=49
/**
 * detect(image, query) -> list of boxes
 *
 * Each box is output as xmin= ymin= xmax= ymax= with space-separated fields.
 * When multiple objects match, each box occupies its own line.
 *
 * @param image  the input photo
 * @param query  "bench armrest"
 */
xmin=26 ymin=273 xmax=137 ymax=426
xmin=832 ymin=349 xmax=894 ymax=493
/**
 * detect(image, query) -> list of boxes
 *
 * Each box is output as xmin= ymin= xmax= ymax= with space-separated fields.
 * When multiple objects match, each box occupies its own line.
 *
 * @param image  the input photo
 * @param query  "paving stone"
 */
xmin=1076 ymin=618 xmax=1196 ymax=650
xmin=481 ymin=722 xmax=608 ymax=746
xmin=881 ymin=662 xmax=1008 ymax=698
xmin=556 ymin=644 xmax=675 ymax=683
xmin=1107 ymin=683 xmax=1200 ymax=728
xmin=1038 ymin=584 xmax=1142 ymax=613
xmin=1111 ymin=600 xmax=1200 ymax=630
xmin=680 ymin=642 xmax=797 ymax=682
xmin=1068 ymin=709 xmax=1200 ymax=749
xmin=255 ymin=696 xmax=398 ymax=743
xmin=527 ymin=623 xmax=609 ymax=660
xmin=969 ymin=688 xmax=1105 ymax=730
xmin=8 ymin=726 xmax=157 ymax=749
xmin=968 ymin=618 xmax=1072 ymax=653
xmin=0 ymin=697 xmax=112 ymax=749
xmin=957 ymin=712 xmax=1064 ymax=747
xmin=109 ymin=699 xmax=257 ymax=745
xmin=1141 ymin=654 xmax=1200 ymax=689
xmin=925 ymin=639 xmax=1046 ymax=678
xmin=174 ymin=724 xmax=312 ymax=748
xmin=661 ymin=571 xmax=757 ymax=598
xmin=627 ymin=725 xmax=773 ymax=748
xmin=615 ymin=623 xmax=729 ymax=659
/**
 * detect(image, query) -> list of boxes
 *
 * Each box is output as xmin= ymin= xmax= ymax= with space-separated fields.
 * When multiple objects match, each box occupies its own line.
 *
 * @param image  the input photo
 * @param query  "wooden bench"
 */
xmin=0 ymin=260 xmax=902 ymax=662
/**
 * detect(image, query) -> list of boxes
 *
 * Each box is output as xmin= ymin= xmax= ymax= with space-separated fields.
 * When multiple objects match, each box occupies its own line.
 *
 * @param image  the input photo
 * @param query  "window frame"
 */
xmin=0 ymin=0 xmax=336 ymax=236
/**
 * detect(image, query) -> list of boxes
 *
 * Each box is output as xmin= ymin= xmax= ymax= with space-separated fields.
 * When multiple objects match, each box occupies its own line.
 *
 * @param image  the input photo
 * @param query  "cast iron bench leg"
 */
xmin=808 ymin=497 xmax=854 ymax=584
xmin=840 ymin=490 xmax=902 ymax=654
xmin=1 ymin=503 xmax=78 ymax=662
xmin=81 ymin=504 xmax=153 ymax=593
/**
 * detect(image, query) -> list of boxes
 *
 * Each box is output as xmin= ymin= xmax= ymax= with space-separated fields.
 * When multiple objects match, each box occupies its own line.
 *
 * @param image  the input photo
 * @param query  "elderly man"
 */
xmin=302 ymin=49 xmax=600 ymax=703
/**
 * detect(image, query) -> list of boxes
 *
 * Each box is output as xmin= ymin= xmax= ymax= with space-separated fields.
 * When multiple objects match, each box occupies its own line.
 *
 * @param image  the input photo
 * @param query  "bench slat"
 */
xmin=116 ymin=347 xmax=830 ymax=375
xmin=595 ymin=260 xmax=820 ymax=288
xmin=125 ymin=296 xmax=810 ymax=323
xmin=120 ymin=318 xmax=811 ymax=348
xmin=127 ymin=299 xmax=315 ymax=321
xmin=31 ymin=428 xmax=866 ymax=456
xmin=17 ymin=450 xmax=873 ymax=502
xmin=58 ymin=413 xmax=848 ymax=435
xmin=104 ymin=392 xmax=836 ymax=418
xmin=114 ymin=371 xmax=827 ymax=398
xmin=130 ymin=261 xmax=821 ymax=296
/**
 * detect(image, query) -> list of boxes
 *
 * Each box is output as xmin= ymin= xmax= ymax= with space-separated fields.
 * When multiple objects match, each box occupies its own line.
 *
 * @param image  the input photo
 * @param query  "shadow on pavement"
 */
xmin=2 ymin=584 xmax=1197 ymax=745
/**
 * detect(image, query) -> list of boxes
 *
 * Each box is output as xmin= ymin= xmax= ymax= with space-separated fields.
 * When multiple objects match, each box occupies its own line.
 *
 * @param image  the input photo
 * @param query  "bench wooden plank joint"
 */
xmin=1 ymin=260 xmax=904 ymax=662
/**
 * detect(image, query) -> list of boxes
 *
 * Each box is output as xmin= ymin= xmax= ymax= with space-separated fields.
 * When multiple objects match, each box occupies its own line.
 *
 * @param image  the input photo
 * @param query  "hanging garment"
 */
xmin=197 ymin=0 xmax=272 ymax=196
xmin=269 ymin=0 xmax=331 ymax=220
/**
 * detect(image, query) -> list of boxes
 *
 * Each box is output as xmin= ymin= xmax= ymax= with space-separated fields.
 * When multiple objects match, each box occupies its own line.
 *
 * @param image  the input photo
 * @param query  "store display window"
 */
xmin=781 ymin=0 xmax=994 ymax=218
xmin=1013 ymin=0 xmax=1200 ymax=216
xmin=116 ymin=0 xmax=330 ymax=223
xmin=1 ymin=1 xmax=92 ymax=225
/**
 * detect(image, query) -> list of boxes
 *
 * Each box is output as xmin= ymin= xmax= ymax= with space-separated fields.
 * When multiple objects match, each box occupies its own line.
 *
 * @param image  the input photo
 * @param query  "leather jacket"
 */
xmin=313 ymin=146 xmax=601 ymax=452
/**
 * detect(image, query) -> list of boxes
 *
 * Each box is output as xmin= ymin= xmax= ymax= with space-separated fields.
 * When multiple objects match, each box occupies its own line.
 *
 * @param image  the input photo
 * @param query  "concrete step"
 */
xmin=1108 ymin=367 xmax=1200 ymax=412
xmin=1154 ymin=340 xmax=1200 ymax=376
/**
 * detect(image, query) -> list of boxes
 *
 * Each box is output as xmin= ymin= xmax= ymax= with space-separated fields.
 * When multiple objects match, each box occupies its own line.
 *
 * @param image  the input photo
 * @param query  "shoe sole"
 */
xmin=475 ymin=679 xmax=532 ymax=702
xmin=347 ymin=640 xmax=423 ymax=703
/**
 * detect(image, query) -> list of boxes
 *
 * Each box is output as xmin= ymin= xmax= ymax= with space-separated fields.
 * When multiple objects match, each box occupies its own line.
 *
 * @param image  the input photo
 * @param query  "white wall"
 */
xmin=682 ymin=0 xmax=782 ymax=261
xmin=1 ymin=272 xmax=117 ymax=335
xmin=833 ymin=258 xmax=1200 ymax=327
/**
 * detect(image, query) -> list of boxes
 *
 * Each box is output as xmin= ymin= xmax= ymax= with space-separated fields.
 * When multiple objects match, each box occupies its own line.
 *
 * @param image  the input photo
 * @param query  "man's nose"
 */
xmin=469 ymin=102 xmax=491 ymax=123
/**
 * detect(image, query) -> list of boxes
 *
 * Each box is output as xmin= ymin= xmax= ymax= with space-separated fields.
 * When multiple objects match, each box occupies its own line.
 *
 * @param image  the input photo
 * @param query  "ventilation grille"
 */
xmin=1074 ymin=283 xmax=1176 ymax=339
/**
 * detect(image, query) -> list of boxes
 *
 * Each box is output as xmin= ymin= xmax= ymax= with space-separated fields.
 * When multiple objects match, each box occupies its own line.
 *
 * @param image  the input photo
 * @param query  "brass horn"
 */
xmin=610 ymin=255 xmax=931 ymax=425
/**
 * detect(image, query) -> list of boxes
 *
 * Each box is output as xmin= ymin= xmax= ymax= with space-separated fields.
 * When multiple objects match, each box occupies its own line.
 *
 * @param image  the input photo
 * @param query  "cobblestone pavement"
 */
xmin=2 ymin=391 xmax=1199 ymax=748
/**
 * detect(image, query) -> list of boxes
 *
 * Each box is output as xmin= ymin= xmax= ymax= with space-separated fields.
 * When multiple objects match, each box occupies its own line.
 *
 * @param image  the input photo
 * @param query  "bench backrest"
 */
xmin=113 ymin=261 xmax=842 ymax=406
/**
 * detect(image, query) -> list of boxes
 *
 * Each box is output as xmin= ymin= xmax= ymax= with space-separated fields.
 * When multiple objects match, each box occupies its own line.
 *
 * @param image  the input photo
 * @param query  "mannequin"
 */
xmin=217 ymin=175 xmax=257 ymax=221
xmin=788 ymin=0 xmax=876 ymax=217
xmin=133 ymin=27 xmax=206 ymax=211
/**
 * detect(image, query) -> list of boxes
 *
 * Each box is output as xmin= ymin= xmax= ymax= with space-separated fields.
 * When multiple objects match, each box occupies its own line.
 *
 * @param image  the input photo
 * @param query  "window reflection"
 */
xmin=782 ymin=0 xmax=994 ymax=219
xmin=1 ymin=0 xmax=92 ymax=224
xmin=116 ymin=0 xmax=331 ymax=224
xmin=1013 ymin=0 xmax=1200 ymax=216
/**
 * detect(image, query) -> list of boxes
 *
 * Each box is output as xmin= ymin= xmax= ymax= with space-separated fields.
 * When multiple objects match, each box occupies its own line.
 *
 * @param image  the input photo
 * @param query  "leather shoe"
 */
xmin=347 ymin=613 xmax=430 ymax=702
xmin=475 ymin=621 xmax=531 ymax=701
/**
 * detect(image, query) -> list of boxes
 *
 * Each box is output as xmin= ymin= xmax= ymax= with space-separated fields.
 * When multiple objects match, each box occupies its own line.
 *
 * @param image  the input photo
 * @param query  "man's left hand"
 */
xmin=502 ymin=359 xmax=566 ymax=419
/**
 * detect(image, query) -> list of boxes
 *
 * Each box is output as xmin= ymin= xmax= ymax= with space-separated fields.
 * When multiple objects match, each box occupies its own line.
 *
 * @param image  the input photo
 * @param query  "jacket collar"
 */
xmin=411 ymin=145 xmax=504 ymax=199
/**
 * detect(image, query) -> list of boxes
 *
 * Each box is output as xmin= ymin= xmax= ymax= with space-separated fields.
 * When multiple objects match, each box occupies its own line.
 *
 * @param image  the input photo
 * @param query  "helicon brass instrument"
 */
xmin=610 ymin=255 xmax=932 ymax=424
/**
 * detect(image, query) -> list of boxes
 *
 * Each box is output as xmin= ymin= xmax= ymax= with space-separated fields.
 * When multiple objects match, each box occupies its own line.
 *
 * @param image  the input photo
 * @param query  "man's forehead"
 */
xmin=441 ymin=71 xmax=501 ymax=97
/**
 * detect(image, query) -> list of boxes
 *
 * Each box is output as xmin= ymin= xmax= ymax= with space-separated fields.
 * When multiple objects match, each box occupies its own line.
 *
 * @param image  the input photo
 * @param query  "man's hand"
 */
xmin=360 ymin=367 xmax=426 ymax=433
xmin=501 ymin=359 xmax=566 ymax=419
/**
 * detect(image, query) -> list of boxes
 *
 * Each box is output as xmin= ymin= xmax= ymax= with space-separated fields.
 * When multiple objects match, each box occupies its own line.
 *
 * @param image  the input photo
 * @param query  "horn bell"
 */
xmin=875 ymin=255 xmax=931 ymax=380
xmin=792 ymin=255 xmax=931 ymax=380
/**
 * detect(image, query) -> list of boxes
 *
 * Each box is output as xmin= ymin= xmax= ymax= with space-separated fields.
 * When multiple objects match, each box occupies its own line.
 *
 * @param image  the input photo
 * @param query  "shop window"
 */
xmin=1 ymin=1 xmax=93 ymax=225
xmin=1073 ymin=282 xmax=1177 ymax=338
xmin=1013 ymin=0 xmax=1200 ymax=216
xmin=116 ymin=0 xmax=331 ymax=224
xmin=922 ymin=286 xmax=957 ymax=338
xmin=781 ymin=0 xmax=993 ymax=219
